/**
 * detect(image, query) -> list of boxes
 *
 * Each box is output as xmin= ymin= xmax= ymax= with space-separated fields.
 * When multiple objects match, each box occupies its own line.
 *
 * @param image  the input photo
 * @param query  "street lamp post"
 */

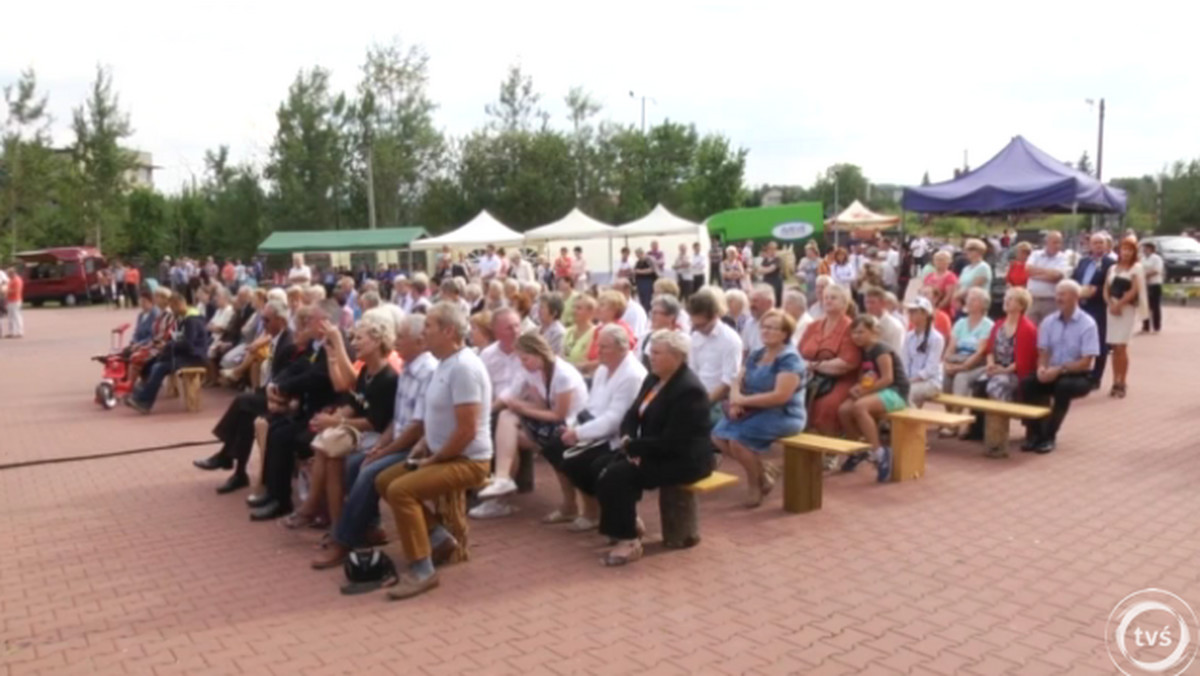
xmin=628 ymin=91 xmax=655 ymax=134
xmin=1085 ymin=98 xmax=1106 ymax=230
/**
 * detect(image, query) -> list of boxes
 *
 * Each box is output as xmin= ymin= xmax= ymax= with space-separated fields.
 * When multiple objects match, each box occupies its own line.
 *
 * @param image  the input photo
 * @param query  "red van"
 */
xmin=16 ymin=247 xmax=108 ymax=307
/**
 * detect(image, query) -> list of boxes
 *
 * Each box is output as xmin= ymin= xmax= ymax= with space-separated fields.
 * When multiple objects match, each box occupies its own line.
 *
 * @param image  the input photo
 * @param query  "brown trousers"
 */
xmin=374 ymin=457 xmax=488 ymax=562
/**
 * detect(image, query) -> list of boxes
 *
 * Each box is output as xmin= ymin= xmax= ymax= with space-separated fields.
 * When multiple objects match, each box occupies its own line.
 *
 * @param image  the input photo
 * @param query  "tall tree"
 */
xmin=485 ymin=64 xmax=547 ymax=133
xmin=71 ymin=65 xmax=135 ymax=252
xmin=811 ymin=163 xmax=869 ymax=215
xmin=683 ymin=134 xmax=747 ymax=221
xmin=1 ymin=69 xmax=57 ymax=259
xmin=563 ymin=86 xmax=608 ymax=214
xmin=265 ymin=68 xmax=350 ymax=231
xmin=1077 ymin=151 xmax=1093 ymax=176
xmin=350 ymin=40 xmax=445 ymax=228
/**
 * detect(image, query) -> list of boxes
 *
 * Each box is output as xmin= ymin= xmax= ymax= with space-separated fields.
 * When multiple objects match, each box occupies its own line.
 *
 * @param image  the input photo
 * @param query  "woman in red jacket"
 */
xmin=964 ymin=287 xmax=1038 ymax=452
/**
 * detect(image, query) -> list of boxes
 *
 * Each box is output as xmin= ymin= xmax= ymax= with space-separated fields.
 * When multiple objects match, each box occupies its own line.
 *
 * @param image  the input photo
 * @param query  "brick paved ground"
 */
xmin=3 ymin=304 xmax=1199 ymax=675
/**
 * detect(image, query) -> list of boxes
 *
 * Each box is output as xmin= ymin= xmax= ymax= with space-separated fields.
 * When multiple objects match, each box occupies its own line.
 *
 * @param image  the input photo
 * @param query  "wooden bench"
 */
xmin=163 ymin=367 xmax=207 ymax=412
xmin=660 ymin=470 xmax=739 ymax=549
xmin=779 ymin=433 xmax=871 ymax=513
xmin=885 ymin=408 xmax=974 ymax=481
xmin=933 ymin=394 xmax=1051 ymax=458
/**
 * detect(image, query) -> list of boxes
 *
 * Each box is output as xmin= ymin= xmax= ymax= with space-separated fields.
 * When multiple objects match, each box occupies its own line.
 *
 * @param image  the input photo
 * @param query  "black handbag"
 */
xmin=805 ymin=348 xmax=838 ymax=404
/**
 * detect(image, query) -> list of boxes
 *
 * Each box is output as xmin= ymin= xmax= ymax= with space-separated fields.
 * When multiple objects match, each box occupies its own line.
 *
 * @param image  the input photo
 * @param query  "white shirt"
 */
xmin=832 ymin=262 xmax=857 ymax=287
xmin=740 ymin=314 xmax=764 ymax=355
xmin=622 ymin=300 xmax=649 ymax=338
xmin=1026 ymin=249 xmax=1072 ymax=298
xmin=792 ymin=313 xmax=815 ymax=349
xmin=741 ymin=245 xmax=754 ymax=265
xmin=513 ymin=260 xmax=535 ymax=283
xmin=882 ymin=250 xmax=901 ymax=288
xmin=287 ymin=265 xmax=312 ymax=284
xmin=910 ymin=238 xmax=929 ymax=258
xmin=478 ymin=254 xmax=501 ymax=280
xmin=424 ymin=348 xmax=493 ymax=461
xmin=480 ymin=342 xmax=523 ymax=398
xmin=575 ymin=353 xmax=647 ymax=446
xmin=503 ymin=357 xmax=589 ymax=424
xmin=903 ymin=327 xmax=946 ymax=384
xmin=1142 ymin=253 xmax=1164 ymax=286
xmin=672 ymin=253 xmax=691 ymax=279
xmin=690 ymin=253 xmax=707 ymax=279
xmin=875 ymin=312 xmax=907 ymax=362
xmin=689 ymin=320 xmax=743 ymax=395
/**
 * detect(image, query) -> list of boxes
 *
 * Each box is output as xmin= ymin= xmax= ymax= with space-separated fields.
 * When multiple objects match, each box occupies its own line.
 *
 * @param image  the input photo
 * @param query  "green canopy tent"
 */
xmin=257 ymin=227 xmax=428 ymax=253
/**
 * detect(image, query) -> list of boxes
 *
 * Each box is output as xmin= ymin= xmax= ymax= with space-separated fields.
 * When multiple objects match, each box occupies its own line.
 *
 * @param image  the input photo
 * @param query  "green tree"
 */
xmin=564 ymin=86 xmax=606 ymax=213
xmin=485 ymin=64 xmax=548 ymax=133
xmin=70 ymin=65 xmax=135 ymax=252
xmin=265 ymin=68 xmax=350 ymax=231
xmin=1 ymin=68 xmax=59 ymax=260
xmin=350 ymin=40 xmax=445 ymax=228
xmin=123 ymin=188 xmax=169 ymax=261
xmin=682 ymin=134 xmax=746 ymax=220
xmin=1077 ymin=151 xmax=1093 ymax=176
xmin=810 ymin=163 xmax=869 ymax=216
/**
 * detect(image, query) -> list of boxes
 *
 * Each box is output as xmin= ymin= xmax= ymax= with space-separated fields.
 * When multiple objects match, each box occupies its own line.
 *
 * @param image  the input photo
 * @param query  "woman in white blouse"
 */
xmin=902 ymin=296 xmax=946 ymax=408
xmin=552 ymin=325 xmax=647 ymax=531
xmin=476 ymin=333 xmax=589 ymax=512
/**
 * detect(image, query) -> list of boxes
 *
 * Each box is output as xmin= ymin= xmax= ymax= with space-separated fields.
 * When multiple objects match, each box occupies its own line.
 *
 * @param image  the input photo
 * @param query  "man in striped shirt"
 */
xmin=313 ymin=314 xmax=438 ymax=570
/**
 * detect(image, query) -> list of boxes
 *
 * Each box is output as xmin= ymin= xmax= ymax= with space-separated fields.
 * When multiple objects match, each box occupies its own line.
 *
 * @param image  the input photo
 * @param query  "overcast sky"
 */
xmin=3 ymin=0 xmax=1196 ymax=196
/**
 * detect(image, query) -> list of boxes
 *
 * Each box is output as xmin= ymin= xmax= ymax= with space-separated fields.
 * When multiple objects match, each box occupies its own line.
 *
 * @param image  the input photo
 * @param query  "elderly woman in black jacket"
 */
xmin=574 ymin=329 xmax=714 ymax=566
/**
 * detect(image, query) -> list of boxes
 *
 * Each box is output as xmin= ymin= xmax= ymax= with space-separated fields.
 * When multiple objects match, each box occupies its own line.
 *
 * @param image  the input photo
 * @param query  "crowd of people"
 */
xmin=78 ymin=226 xmax=1159 ymax=600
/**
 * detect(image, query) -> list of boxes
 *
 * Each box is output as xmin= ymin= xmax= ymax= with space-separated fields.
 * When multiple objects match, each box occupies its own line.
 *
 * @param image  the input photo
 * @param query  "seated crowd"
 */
xmin=150 ymin=231 xmax=1116 ymax=600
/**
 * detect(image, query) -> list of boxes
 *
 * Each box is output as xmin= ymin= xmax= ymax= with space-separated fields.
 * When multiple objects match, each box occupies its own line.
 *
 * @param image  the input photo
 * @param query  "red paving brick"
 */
xmin=3 ymin=304 xmax=1200 ymax=675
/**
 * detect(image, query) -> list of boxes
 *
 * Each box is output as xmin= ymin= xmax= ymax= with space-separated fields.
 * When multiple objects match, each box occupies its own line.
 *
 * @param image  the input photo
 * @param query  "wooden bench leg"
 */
xmin=783 ymin=446 xmax=824 ymax=514
xmin=889 ymin=418 xmax=927 ymax=482
xmin=659 ymin=486 xmax=700 ymax=549
xmin=181 ymin=374 xmax=203 ymax=412
xmin=984 ymin=413 xmax=1011 ymax=458
xmin=515 ymin=448 xmax=535 ymax=494
xmin=164 ymin=373 xmax=179 ymax=398
xmin=434 ymin=491 xmax=471 ymax=563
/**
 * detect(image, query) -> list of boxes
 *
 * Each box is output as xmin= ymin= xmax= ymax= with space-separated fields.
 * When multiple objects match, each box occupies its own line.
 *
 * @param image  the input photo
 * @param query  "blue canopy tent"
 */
xmin=902 ymin=136 xmax=1127 ymax=215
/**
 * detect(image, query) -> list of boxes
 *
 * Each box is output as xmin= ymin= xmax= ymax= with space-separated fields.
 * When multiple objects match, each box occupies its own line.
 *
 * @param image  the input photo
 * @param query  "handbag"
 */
xmin=805 ymin=348 xmax=837 ymax=405
xmin=311 ymin=424 xmax=361 ymax=458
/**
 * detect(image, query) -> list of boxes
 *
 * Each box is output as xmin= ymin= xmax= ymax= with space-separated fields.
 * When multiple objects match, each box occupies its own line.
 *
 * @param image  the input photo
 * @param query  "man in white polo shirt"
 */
xmin=1025 ymin=230 xmax=1072 ymax=325
xmin=477 ymin=244 xmax=502 ymax=284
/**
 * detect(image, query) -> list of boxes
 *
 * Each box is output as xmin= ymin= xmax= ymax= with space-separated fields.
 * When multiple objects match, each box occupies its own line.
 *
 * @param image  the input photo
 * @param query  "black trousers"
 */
xmin=679 ymin=277 xmax=693 ymax=300
xmin=1143 ymin=285 xmax=1162 ymax=332
xmin=262 ymin=414 xmax=314 ymax=512
xmin=1019 ymin=373 xmax=1092 ymax=442
xmin=1084 ymin=305 xmax=1109 ymax=384
xmin=212 ymin=391 xmax=267 ymax=472
xmin=575 ymin=451 xmax=711 ymax=540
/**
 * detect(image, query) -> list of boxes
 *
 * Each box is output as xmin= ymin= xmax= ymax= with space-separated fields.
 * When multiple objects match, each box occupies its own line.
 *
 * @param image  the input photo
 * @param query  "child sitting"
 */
xmin=837 ymin=314 xmax=910 ymax=482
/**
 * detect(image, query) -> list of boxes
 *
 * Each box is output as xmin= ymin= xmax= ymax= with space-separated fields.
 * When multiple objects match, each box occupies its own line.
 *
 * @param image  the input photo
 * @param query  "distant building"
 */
xmin=761 ymin=188 xmax=783 ymax=207
xmin=51 ymin=147 xmax=157 ymax=190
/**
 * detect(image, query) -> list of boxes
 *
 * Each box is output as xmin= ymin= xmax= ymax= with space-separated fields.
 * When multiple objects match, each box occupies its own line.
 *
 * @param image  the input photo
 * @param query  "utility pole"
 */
xmin=365 ymin=143 xmax=377 ymax=230
xmin=629 ymin=91 xmax=653 ymax=134
xmin=1095 ymin=98 xmax=1105 ymax=181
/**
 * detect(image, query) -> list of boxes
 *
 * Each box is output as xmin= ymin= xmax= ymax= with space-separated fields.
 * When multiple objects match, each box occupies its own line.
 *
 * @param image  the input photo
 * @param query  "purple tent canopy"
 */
xmin=902 ymin=136 xmax=1127 ymax=215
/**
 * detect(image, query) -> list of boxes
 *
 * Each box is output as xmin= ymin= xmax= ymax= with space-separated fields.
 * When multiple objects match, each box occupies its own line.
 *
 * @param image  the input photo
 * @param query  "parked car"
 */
xmin=16 ymin=247 xmax=108 ymax=307
xmin=1142 ymin=236 xmax=1200 ymax=282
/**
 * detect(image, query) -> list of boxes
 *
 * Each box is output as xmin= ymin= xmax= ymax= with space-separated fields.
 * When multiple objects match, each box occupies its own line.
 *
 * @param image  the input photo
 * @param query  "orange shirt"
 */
xmin=126 ymin=268 xmax=141 ymax=286
xmin=6 ymin=274 xmax=23 ymax=302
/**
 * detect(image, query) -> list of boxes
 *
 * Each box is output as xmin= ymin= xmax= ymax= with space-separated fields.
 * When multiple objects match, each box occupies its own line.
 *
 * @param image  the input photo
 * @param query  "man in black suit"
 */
xmin=194 ymin=298 xmax=296 ymax=493
xmin=1071 ymin=232 xmax=1116 ymax=388
xmin=248 ymin=300 xmax=338 ymax=521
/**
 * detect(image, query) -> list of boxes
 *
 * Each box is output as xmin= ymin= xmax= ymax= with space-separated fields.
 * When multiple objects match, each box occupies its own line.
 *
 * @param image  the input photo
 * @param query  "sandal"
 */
xmin=1114 ymin=384 xmax=1127 ymax=399
xmin=281 ymin=511 xmax=317 ymax=529
xmin=540 ymin=509 xmax=578 ymax=525
xmin=602 ymin=540 xmax=643 ymax=567
xmin=761 ymin=462 xmax=781 ymax=499
xmin=566 ymin=516 xmax=598 ymax=533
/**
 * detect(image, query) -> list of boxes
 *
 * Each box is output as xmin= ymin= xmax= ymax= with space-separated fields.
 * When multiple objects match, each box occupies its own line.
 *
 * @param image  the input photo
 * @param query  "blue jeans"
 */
xmin=333 ymin=451 xmax=409 ymax=548
xmin=135 ymin=360 xmax=173 ymax=409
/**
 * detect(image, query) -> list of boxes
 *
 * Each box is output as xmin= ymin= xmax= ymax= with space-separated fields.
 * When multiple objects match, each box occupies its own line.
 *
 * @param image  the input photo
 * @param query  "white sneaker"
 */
xmin=477 ymin=477 xmax=518 ymax=500
xmin=220 ymin=368 xmax=236 ymax=381
xmin=468 ymin=500 xmax=515 ymax=520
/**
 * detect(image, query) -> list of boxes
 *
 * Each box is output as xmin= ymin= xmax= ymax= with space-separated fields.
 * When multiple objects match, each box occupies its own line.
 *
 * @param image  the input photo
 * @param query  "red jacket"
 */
xmin=986 ymin=316 xmax=1038 ymax=380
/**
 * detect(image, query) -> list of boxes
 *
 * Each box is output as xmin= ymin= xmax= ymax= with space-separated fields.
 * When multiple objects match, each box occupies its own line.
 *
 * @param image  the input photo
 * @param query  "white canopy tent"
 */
xmin=614 ymin=203 xmax=700 ymax=237
xmin=825 ymin=199 xmax=900 ymax=231
xmin=410 ymin=210 xmax=524 ymax=250
xmin=523 ymin=207 xmax=614 ymax=241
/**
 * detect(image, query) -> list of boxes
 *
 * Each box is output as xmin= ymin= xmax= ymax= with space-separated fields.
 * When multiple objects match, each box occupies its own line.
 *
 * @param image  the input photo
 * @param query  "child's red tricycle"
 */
xmin=93 ymin=323 xmax=133 ymax=409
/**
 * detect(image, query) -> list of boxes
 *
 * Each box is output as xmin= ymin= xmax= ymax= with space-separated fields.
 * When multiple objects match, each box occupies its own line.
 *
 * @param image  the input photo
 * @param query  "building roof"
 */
xmin=257 ymin=227 xmax=428 ymax=253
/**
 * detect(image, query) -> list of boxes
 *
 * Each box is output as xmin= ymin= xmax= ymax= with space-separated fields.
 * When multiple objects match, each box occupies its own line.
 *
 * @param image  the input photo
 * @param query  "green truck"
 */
xmin=706 ymin=202 xmax=824 ymax=245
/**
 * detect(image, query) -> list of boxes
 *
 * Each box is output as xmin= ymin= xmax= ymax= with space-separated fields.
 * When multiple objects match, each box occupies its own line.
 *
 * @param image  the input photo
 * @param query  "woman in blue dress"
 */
xmin=712 ymin=308 xmax=808 ymax=508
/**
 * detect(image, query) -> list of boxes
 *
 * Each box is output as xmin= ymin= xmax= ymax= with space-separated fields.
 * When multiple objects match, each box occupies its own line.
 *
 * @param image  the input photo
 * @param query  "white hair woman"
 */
xmin=940 ymin=286 xmax=994 ymax=437
xmin=578 ymin=329 xmax=714 ymax=565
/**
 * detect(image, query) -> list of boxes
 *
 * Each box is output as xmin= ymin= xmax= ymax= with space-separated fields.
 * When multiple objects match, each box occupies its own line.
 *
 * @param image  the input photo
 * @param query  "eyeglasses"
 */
xmin=760 ymin=324 xmax=785 ymax=332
